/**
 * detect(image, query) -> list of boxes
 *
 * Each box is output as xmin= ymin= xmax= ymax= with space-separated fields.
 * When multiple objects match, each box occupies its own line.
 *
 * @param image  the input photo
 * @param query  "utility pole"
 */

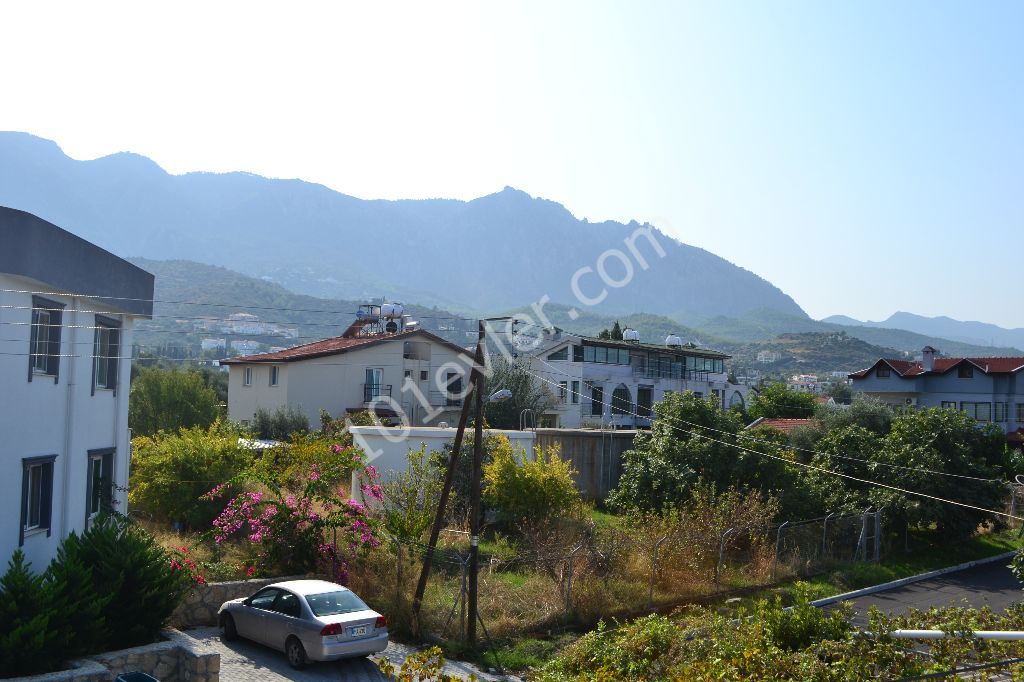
xmin=466 ymin=319 xmax=486 ymax=648
xmin=411 ymin=322 xmax=485 ymax=632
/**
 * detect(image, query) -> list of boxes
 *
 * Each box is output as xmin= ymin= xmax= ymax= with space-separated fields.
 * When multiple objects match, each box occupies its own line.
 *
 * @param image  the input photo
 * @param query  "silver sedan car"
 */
xmin=218 ymin=579 xmax=388 ymax=668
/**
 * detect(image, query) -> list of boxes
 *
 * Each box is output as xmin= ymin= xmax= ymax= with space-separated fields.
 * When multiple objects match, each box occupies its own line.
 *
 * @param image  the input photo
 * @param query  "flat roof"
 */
xmin=0 ymin=206 xmax=154 ymax=317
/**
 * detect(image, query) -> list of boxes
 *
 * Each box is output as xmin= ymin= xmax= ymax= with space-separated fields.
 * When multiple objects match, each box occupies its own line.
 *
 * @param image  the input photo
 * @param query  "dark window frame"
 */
xmin=20 ymin=455 xmax=56 ymax=546
xmin=958 ymin=364 xmax=974 ymax=379
xmin=590 ymin=385 xmax=604 ymax=416
xmin=571 ymin=380 xmax=580 ymax=404
xmin=547 ymin=347 xmax=568 ymax=361
xmin=876 ymin=366 xmax=891 ymax=378
xmin=28 ymin=296 xmax=64 ymax=384
xmin=85 ymin=448 xmax=115 ymax=526
xmin=637 ymin=386 xmax=653 ymax=417
xmin=92 ymin=315 xmax=121 ymax=395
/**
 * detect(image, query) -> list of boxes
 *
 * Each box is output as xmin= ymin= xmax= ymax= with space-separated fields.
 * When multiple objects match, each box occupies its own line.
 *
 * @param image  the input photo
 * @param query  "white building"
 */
xmin=527 ymin=329 xmax=750 ymax=428
xmin=223 ymin=325 xmax=474 ymax=428
xmin=0 ymin=207 xmax=154 ymax=570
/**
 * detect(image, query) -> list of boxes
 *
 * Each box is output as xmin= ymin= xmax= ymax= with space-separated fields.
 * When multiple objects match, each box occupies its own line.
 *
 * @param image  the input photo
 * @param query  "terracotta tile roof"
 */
xmin=849 ymin=356 xmax=1024 ymax=379
xmin=221 ymin=329 xmax=471 ymax=364
xmin=747 ymin=417 xmax=812 ymax=434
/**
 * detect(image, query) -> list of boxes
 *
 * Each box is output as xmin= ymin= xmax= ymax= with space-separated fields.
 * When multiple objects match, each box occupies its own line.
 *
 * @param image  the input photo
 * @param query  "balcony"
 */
xmin=632 ymin=366 xmax=712 ymax=382
xmin=363 ymin=384 xmax=392 ymax=402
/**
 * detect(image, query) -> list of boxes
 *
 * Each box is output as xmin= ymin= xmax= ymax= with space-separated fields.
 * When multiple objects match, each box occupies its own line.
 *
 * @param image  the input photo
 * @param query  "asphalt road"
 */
xmin=825 ymin=558 xmax=1024 ymax=628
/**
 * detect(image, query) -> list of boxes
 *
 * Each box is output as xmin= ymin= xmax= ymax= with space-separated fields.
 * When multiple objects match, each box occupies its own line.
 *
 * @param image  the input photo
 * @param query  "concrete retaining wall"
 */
xmin=171 ymin=575 xmax=305 ymax=628
xmin=7 ymin=629 xmax=219 ymax=682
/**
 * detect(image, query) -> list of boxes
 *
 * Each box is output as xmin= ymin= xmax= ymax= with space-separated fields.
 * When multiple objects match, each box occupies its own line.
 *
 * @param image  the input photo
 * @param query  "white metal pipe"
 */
xmin=877 ymin=630 xmax=1024 ymax=641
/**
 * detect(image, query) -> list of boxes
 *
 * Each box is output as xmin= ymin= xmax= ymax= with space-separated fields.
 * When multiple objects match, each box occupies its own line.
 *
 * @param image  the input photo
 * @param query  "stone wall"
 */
xmin=171 ymin=575 xmax=305 ymax=628
xmin=7 ymin=629 xmax=219 ymax=682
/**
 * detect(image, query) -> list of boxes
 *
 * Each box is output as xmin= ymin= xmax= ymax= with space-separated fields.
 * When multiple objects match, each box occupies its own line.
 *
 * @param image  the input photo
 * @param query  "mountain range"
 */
xmin=1 ymin=131 xmax=1021 ymax=368
xmin=0 ymin=131 xmax=802 ymax=323
xmin=822 ymin=312 xmax=1024 ymax=353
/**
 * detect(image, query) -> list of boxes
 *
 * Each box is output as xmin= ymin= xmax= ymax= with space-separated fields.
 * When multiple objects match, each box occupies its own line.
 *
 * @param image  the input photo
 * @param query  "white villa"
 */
xmin=527 ymin=328 xmax=750 ymax=428
xmin=0 ymin=207 xmax=154 ymax=569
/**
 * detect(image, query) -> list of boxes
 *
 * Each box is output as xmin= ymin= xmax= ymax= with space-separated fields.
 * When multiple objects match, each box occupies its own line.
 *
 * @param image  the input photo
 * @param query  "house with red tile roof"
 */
xmin=849 ymin=346 xmax=1024 ymax=436
xmin=746 ymin=417 xmax=813 ymax=434
xmin=221 ymin=326 xmax=473 ymax=428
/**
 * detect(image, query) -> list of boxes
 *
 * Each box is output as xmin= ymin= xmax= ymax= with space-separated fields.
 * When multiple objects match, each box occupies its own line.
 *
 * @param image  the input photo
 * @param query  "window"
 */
xmin=20 ymin=456 xmax=56 ymax=545
xmin=86 ymin=448 xmax=114 ymax=524
xmin=611 ymin=386 xmax=631 ymax=415
xmin=446 ymin=371 xmax=463 ymax=406
xmin=548 ymin=347 xmax=568 ymax=361
xmin=941 ymin=401 xmax=957 ymax=410
xmin=961 ymin=401 xmax=991 ymax=422
xmin=269 ymin=365 xmax=280 ymax=386
xmin=92 ymin=316 xmax=121 ymax=393
xmin=572 ymin=345 xmax=584 ymax=362
xmin=876 ymin=367 xmax=891 ymax=378
xmin=247 ymin=587 xmax=282 ymax=610
xmin=273 ymin=591 xmax=302 ymax=618
xmin=404 ymin=370 xmax=412 ymax=379
xmin=637 ymin=386 xmax=653 ymax=417
xmin=243 ymin=367 xmax=253 ymax=386
xmin=729 ymin=391 xmax=745 ymax=409
xmin=558 ymin=381 xmax=568 ymax=403
xmin=365 ymin=368 xmax=384 ymax=400
xmin=28 ymin=296 xmax=64 ymax=383
xmin=995 ymin=402 xmax=1008 ymax=422
xmin=571 ymin=381 xmax=580 ymax=404
xmin=590 ymin=385 xmax=604 ymax=416
xmin=958 ymin=365 xmax=974 ymax=379
xmin=420 ymin=370 xmax=428 ymax=381
xmin=1018 ymin=403 xmax=1024 ymax=423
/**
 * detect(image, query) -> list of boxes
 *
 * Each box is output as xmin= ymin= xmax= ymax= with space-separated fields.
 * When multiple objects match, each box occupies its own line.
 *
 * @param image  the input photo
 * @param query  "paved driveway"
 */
xmin=180 ymin=627 xmax=510 ymax=682
xmin=824 ymin=559 xmax=1024 ymax=628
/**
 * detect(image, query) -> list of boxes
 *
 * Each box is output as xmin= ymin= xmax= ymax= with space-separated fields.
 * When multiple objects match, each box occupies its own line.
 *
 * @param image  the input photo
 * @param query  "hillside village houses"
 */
xmin=850 ymin=346 xmax=1024 ymax=440
xmin=0 ymin=207 xmax=154 ymax=569
xmin=528 ymin=327 xmax=750 ymax=428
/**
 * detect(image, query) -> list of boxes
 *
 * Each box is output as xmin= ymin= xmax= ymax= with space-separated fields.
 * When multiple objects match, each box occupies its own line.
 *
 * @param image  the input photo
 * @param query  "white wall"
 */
xmin=0 ymin=273 xmax=136 ymax=571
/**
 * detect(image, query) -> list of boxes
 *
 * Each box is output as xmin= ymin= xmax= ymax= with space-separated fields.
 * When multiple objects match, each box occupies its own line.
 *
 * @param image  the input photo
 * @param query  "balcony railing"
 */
xmin=631 ymin=366 xmax=712 ymax=382
xmin=363 ymin=384 xmax=392 ymax=402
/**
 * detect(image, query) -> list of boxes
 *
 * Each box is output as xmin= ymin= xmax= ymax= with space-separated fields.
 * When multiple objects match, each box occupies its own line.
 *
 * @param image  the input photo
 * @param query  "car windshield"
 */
xmin=305 ymin=590 xmax=369 ymax=617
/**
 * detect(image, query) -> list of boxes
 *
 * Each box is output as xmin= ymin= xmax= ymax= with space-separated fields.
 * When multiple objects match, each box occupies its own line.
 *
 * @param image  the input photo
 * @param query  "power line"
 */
xmin=521 ymin=365 xmax=1020 ymax=521
xmin=534 ymin=356 xmax=1001 ymax=483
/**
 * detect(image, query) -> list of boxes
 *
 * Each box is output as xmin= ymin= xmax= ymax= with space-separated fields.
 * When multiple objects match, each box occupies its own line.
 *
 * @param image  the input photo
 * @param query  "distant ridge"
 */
xmin=822 ymin=312 xmax=1024 ymax=353
xmin=0 ymin=131 xmax=805 ymax=322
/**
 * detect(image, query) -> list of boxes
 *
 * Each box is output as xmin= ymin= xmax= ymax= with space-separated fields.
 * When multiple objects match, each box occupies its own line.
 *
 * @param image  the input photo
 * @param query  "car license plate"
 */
xmin=350 ymin=625 xmax=367 ymax=637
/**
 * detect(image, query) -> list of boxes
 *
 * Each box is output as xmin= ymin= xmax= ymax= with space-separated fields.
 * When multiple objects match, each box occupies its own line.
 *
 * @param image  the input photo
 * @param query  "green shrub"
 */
xmin=380 ymin=444 xmax=443 ymax=542
xmin=483 ymin=437 xmax=581 ymax=529
xmin=129 ymin=421 xmax=253 ymax=529
xmin=0 ymin=550 xmax=59 ymax=677
xmin=44 ymin=533 xmax=111 ymax=658
xmin=71 ymin=516 xmax=191 ymax=650
xmin=252 ymin=405 xmax=310 ymax=440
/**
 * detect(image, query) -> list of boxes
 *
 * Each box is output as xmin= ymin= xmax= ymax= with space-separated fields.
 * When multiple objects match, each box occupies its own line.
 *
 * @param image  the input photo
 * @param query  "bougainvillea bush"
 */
xmin=204 ymin=443 xmax=383 ymax=581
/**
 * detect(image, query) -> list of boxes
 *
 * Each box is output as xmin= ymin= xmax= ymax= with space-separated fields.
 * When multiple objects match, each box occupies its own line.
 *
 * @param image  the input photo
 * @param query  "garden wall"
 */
xmin=7 ymin=629 xmax=219 ymax=682
xmin=171 ymin=575 xmax=305 ymax=628
xmin=533 ymin=428 xmax=637 ymax=499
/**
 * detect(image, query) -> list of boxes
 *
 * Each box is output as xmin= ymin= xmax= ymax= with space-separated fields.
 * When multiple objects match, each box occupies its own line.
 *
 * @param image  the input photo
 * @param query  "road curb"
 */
xmin=811 ymin=550 xmax=1019 ymax=608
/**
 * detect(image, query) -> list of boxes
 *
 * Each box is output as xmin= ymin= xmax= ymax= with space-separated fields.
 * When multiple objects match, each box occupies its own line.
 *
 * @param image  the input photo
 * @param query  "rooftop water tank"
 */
xmin=623 ymin=328 xmax=640 ymax=342
xmin=381 ymin=303 xmax=405 ymax=319
xmin=665 ymin=334 xmax=683 ymax=347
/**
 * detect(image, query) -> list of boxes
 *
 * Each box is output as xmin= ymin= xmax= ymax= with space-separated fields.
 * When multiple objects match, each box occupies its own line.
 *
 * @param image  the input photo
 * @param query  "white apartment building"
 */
xmin=528 ymin=329 xmax=750 ymax=428
xmin=0 ymin=207 xmax=154 ymax=569
xmin=223 ymin=325 xmax=473 ymax=428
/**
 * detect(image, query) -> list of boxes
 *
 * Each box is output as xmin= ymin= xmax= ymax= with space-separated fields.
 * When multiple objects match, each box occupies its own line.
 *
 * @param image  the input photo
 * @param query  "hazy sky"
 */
xmin=2 ymin=2 xmax=1022 ymax=326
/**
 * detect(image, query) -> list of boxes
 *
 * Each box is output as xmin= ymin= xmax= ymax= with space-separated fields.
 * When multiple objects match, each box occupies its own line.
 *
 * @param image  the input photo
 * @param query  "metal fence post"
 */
xmin=873 ymin=510 xmax=881 ymax=562
xmin=772 ymin=521 xmax=789 ymax=582
xmin=649 ymin=535 xmax=668 ymax=608
xmin=715 ymin=528 xmax=734 ymax=593
xmin=822 ymin=512 xmax=834 ymax=560
xmin=856 ymin=506 xmax=873 ymax=562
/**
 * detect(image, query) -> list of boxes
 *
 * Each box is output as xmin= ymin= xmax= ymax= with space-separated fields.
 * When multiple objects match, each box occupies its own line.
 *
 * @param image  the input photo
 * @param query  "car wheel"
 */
xmin=286 ymin=637 xmax=307 ymax=669
xmin=221 ymin=614 xmax=238 ymax=642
